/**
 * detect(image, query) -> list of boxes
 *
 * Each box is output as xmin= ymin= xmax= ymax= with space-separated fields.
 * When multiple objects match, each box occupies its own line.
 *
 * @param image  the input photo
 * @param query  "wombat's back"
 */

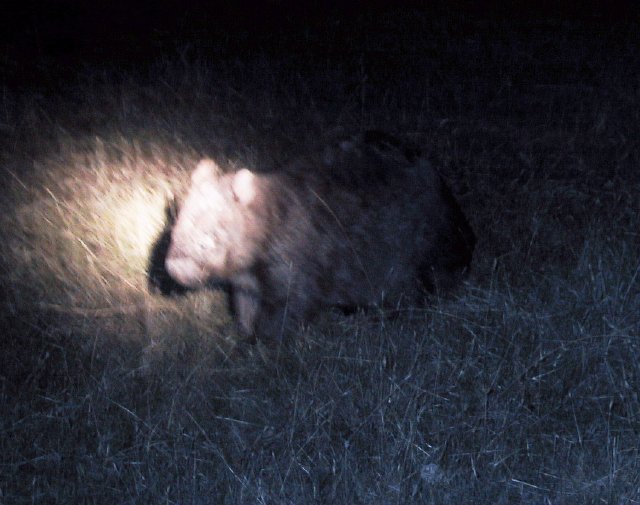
xmin=260 ymin=131 xmax=475 ymax=308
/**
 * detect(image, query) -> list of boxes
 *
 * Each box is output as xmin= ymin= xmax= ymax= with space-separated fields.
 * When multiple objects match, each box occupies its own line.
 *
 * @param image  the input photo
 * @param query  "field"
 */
xmin=1 ymin=8 xmax=639 ymax=504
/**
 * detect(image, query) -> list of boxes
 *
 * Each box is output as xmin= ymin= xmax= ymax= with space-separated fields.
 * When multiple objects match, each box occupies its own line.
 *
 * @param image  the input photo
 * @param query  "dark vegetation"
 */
xmin=1 ymin=4 xmax=639 ymax=503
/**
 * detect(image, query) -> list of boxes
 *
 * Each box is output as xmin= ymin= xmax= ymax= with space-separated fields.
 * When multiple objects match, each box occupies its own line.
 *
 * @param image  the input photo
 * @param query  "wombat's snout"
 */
xmin=165 ymin=246 xmax=206 ymax=288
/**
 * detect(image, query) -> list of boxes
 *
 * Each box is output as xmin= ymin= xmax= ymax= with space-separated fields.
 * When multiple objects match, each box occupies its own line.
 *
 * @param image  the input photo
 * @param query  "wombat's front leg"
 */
xmin=231 ymin=273 xmax=261 ymax=342
xmin=231 ymin=275 xmax=288 ymax=344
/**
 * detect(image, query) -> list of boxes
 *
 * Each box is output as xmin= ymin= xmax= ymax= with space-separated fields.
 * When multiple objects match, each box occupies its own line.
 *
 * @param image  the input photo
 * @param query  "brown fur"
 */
xmin=165 ymin=131 xmax=475 ymax=341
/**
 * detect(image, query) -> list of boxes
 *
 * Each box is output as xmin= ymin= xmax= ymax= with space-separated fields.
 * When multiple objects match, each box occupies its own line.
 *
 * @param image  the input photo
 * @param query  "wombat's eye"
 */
xmin=198 ymin=236 xmax=214 ymax=251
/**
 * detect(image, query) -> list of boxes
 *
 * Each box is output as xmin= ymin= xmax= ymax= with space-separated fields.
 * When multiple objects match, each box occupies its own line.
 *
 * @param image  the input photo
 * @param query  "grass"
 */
xmin=1 ymin=10 xmax=639 ymax=504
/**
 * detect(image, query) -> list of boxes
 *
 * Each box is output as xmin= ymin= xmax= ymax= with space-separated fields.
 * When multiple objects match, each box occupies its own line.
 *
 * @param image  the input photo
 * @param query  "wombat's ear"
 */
xmin=232 ymin=169 xmax=257 ymax=205
xmin=192 ymin=159 xmax=222 ymax=185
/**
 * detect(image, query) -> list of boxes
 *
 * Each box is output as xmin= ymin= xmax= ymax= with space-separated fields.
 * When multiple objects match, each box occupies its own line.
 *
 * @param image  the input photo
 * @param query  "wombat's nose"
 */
xmin=165 ymin=256 xmax=193 ymax=286
xmin=165 ymin=242 xmax=186 ymax=278
xmin=164 ymin=255 xmax=181 ymax=280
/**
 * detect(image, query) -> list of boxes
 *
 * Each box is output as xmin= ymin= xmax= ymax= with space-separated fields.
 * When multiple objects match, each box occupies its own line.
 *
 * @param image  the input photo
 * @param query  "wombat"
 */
xmin=165 ymin=131 xmax=475 ymax=341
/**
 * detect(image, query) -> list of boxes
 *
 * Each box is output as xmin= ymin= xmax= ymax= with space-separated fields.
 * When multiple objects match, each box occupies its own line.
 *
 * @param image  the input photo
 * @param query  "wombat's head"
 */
xmin=165 ymin=159 xmax=259 ymax=288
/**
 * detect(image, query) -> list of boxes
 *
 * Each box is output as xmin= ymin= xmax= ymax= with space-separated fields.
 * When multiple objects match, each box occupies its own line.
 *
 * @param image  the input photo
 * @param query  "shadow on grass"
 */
xmin=147 ymin=202 xmax=188 ymax=297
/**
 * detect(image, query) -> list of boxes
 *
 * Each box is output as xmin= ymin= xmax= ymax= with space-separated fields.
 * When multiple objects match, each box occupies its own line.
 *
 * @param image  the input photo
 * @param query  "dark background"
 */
xmin=2 ymin=1 xmax=637 ymax=90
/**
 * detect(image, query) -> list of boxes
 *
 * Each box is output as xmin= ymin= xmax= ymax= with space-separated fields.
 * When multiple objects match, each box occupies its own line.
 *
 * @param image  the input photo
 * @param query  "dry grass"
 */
xmin=1 ymin=12 xmax=639 ymax=504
